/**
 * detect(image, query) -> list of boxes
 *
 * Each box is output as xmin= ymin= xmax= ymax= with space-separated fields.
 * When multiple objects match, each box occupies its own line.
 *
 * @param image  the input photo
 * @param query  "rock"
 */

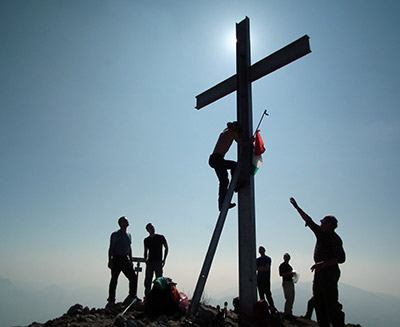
xmin=156 ymin=315 xmax=169 ymax=325
xmin=67 ymin=304 xmax=84 ymax=316
xmin=196 ymin=305 xmax=216 ymax=324
xmin=126 ymin=318 xmax=145 ymax=327
xmin=114 ymin=315 xmax=128 ymax=327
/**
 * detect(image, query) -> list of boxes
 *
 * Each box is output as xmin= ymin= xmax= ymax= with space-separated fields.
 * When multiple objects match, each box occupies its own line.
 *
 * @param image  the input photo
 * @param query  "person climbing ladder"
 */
xmin=209 ymin=121 xmax=253 ymax=211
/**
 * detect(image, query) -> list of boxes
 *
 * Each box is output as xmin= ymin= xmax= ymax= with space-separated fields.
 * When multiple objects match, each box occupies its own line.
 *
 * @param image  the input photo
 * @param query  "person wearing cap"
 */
xmin=107 ymin=216 xmax=138 ymax=306
xmin=209 ymin=121 xmax=252 ymax=211
xmin=290 ymin=197 xmax=346 ymax=327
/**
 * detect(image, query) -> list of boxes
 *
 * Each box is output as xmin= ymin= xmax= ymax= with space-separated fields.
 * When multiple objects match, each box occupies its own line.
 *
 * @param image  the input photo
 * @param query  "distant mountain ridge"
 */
xmin=0 ymin=277 xmax=104 ymax=327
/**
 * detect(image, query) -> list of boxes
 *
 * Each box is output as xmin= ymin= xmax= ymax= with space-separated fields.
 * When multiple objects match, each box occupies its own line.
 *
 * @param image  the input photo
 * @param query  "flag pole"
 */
xmin=253 ymin=109 xmax=269 ymax=137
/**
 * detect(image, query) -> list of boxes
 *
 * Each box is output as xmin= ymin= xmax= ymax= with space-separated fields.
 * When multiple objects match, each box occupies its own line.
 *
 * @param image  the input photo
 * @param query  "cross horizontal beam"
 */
xmin=195 ymin=35 xmax=311 ymax=110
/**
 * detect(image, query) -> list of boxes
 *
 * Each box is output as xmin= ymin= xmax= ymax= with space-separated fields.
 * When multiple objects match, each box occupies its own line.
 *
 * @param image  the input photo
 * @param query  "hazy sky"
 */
xmin=1 ymin=0 xmax=399 ymax=308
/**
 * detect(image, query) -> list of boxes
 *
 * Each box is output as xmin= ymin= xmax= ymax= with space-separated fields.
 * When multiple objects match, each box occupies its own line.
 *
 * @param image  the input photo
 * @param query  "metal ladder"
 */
xmin=189 ymin=159 xmax=243 ymax=315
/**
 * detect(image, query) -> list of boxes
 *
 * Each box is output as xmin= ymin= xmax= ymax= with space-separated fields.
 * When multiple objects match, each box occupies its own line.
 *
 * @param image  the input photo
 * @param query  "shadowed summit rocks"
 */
xmin=21 ymin=301 xmax=362 ymax=327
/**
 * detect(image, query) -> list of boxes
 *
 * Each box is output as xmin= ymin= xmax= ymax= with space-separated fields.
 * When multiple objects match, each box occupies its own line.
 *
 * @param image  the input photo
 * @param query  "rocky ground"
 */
xmin=23 ymin=301 xmax=361 ymax=327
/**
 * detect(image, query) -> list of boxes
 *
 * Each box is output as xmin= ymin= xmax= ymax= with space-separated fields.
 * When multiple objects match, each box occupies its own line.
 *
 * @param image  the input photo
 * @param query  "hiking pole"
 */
xmin=117 ymin=297 xmax=138 ymax=318
xmin=253 ymin=109 xmax=269 ymax=137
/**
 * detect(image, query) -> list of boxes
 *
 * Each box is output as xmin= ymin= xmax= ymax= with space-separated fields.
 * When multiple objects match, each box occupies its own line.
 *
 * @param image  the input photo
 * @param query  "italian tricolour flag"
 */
xmin=252 ymin=130 xmax=266 ymax=175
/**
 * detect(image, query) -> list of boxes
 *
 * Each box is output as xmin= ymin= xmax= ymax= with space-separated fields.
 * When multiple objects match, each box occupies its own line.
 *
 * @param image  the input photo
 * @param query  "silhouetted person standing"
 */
xmin=143 ymin=223 xmax=168 ymax=297
xmin=107 ymin=216 xmax=137 ymax=305
xmin=209 ymin=121 xmax=252 ymax=210
xmin=256 ymin=246 xmax=275 ymax=308
xmin=290 ymin=197 xmax=345 ymax=327
xmin=279 ymin=253 xmax=295 ymax=319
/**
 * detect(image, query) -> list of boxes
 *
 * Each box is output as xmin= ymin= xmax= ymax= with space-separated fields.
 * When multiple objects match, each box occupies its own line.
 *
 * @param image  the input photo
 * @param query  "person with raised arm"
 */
xmin=290 ymin=197 xmax=345 ymax=327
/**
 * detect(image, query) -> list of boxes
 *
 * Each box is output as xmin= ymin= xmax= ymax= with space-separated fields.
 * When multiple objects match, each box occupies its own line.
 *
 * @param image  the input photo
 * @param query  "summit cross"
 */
xmin=194 ymin=17 xmax=311 ymax=318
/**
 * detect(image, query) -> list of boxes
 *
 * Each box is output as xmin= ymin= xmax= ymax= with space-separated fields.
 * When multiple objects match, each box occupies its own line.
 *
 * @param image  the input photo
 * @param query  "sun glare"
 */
xmin=224 ymin=28 xmax=237 ymax=54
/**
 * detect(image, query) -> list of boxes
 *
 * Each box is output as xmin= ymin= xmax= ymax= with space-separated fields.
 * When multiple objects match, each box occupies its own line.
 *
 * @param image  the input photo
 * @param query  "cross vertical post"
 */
xmin=236 ymin=17 xmax=257 ymax=317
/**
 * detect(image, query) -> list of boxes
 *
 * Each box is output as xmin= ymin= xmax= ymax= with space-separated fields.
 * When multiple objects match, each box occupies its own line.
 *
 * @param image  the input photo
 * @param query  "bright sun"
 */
xmin=224 ymin=28 xmax=237 ymax=53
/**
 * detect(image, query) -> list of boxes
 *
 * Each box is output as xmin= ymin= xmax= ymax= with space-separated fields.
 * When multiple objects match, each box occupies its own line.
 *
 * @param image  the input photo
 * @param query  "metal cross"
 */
xmin=192 ymin=17 xmax=310 ymax=318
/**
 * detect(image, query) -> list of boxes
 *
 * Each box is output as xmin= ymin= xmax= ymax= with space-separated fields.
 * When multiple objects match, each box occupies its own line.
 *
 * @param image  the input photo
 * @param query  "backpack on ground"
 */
xmin=253 ymin=299 xmax=270 ymax=326
xmin=145 ymin=277 xmax=180 ymax=317
xmin=253 ymin=300 xmax=283 ymax=327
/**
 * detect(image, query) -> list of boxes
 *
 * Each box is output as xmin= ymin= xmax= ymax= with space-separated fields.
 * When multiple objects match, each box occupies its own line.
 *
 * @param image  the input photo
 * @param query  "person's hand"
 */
xmin=310 ymin=262 xmax=326 ymax=272
xmin=108 ymin=260 xmax=113 ymax=270
xmin=290 ymin=197 xmax=298 ymax=208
